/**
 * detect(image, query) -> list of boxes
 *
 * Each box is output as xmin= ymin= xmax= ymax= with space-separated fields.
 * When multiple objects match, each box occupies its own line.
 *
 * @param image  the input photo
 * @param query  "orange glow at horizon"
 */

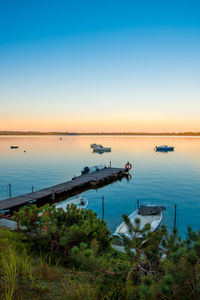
xmin=1 ymin=113 xmax=200 ymax=132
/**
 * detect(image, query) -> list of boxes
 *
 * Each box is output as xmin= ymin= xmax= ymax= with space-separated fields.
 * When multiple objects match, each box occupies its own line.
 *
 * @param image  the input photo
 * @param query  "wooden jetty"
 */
xmin=0 ymin=167 xmax=128 ymax=211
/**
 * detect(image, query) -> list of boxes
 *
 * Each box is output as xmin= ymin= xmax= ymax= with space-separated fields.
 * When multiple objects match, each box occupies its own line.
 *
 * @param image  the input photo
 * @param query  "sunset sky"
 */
xmin=0 ymin=0 xmax=200 ymax=132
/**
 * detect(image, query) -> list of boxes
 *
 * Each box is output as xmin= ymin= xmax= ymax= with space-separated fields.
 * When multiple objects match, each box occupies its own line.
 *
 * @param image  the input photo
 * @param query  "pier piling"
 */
xmin=174 ymin=204 xmax=177 ymax=229
xmin=102 ymin=196 xmax=104 ymax=220
xmin=8 ymin=183 xmax=12 ymax=200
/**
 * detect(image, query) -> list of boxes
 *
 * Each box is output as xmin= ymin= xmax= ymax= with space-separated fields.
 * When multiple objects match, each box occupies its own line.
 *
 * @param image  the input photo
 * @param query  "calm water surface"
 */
xmin=1 ymin=135 xmax=200 ymax=237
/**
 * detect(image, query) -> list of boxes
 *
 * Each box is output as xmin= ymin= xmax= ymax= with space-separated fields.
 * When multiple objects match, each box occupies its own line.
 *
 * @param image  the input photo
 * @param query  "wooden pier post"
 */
xmin=102 ymin=196 xmax=104 ymax=220
xmin=174 ymin=204 xmax=177 ymax=229
xmin=52 ymin=190 xmax=56 ymax=201
xmin=32 ymin=186 xmax=34 ymax=193
xmin=8 ymin=183 xmax=12 ymax=199
xmin=137 ymin=200 xmax=139 ymax=209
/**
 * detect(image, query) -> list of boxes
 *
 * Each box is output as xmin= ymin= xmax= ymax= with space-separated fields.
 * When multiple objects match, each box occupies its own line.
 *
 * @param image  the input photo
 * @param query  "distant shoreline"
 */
xmin=0 ymin=131 xmax=200 ymax=136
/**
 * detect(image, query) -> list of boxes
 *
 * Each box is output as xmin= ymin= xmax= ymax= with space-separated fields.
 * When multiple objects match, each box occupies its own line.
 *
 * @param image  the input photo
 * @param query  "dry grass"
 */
xmin=0 ymin=228 xmax=99 ymax=299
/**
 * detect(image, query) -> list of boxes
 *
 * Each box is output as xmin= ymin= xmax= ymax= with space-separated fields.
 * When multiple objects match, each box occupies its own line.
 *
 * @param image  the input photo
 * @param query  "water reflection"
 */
xmin=0 ymin=135 xmax=200 ymax=237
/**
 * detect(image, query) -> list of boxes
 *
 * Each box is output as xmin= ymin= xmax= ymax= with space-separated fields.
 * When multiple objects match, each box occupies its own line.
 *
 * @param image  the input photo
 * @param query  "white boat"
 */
xmin=155 ymin=145 xmax=174 ymax=151
xmin=0 ymin=209 xmax=10 ymax=214
xmin=93 ymin=145 xmax=111 ymax=152
xmin=113 ymin=204 xmax=163 ymax=239
xmin=90 ymin=143 xmax=102 ymax=148
xmin=56 ymin=195 xmax=88 ymax=211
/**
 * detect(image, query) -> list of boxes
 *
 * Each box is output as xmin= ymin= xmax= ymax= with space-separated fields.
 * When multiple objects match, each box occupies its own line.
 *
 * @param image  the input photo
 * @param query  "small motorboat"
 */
xmin=90 ymin=143 xmax=102 ymax=148
xmin=28 ymin=199 xmax=37 ymax=204
xmin=154 ymin=145 xmax=174 ymax=152
xmin=81 ymin=165 xmax=107 ymax=175
xmin=113 ymin=204 xmax=163 ymax=240
xmin=93 ymin=145 xmax=111 ymax=152
xmin=10 ymin=146 xmax=19 ymax=149
xmin=56 ymin=195 xmax=88 ymax=211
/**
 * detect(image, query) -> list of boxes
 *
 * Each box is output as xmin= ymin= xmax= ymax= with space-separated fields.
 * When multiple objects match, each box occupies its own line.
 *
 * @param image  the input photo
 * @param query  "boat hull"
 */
xmin=155 ymin=145 xmax=174 ymax=152
xmin=56 ymin=196 xmax=88 ymax=211
xmin=113 ymin=205 xmax=163 ymax=239
xmin=93 ymin=147 xmax=111 ymax=152
xmin=90 ymin=144 xmax=102 ymax=148
xmin=155 ymin=147 xmax=174 ymax=152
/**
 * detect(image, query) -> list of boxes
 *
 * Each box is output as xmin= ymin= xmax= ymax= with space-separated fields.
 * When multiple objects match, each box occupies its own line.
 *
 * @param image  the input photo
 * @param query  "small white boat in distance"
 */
xmin=90 ymin=143 xmax=102 ymax=148
xmin=93 ymin=145 xmax=111 ymax=152
xmin=155 ymin=145 xmax=174 ymax=152
xmin=56 ymin=195 xmax=88 ymax=211
xmin=113 ymin=204 xmax=163 ymax=239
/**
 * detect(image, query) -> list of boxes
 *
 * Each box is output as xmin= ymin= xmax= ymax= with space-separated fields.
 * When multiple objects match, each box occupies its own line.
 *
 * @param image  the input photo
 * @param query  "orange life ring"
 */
xmin=125 ymin=162 xmax=132 ymax=170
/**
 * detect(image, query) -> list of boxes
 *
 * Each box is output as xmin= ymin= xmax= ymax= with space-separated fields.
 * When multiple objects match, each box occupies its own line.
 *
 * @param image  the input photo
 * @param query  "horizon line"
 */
xmin=0 ymin=131 xmax=200 ymax=136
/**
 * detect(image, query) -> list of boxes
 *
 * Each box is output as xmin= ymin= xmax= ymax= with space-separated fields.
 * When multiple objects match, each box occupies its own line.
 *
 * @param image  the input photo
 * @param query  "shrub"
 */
xmin=14 ymin=204 xmax=111 ymax=263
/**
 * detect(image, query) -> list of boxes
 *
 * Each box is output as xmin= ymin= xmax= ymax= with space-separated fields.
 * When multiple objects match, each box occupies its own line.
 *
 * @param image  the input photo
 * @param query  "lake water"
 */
xmin=1 ymin=135 xmax=200 ymax=238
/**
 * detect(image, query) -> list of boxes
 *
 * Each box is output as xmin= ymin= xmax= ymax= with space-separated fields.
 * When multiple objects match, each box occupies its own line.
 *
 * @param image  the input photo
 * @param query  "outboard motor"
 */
xmin=81 ymin=167 xmax=90 ymax=175
xmin=81 ymin=198 xmax=85 ymax=205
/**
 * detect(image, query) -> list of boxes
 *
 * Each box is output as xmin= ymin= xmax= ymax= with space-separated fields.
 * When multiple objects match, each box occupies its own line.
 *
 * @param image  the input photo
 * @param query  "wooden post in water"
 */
xmin=137 ymin=200 xmax=139 ymax=209
xmin=174 ymin=204 xmax=177 ymax=229
xmin=52 ymin=190 xmax=55 ymax=202
xmin=109 ymin=161 xmax=111 ymax=168
xmin=102 ymin=196 xmax=104 ymax=220
xmin=32 ymin=186 xmax=34 ymax=193
xmin=8 ymin=183 xmax=11 ymax=199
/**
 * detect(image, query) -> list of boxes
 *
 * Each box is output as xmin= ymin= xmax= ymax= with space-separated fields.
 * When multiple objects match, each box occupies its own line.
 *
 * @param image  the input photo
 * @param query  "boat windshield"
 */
xmin=138 ymin=206 xmax=161 ymax=216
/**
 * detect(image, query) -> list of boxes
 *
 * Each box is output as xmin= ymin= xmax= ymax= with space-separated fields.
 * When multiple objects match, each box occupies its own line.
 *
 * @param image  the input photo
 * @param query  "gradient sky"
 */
xmin=0 ymin=0 xmax=200 ymax=132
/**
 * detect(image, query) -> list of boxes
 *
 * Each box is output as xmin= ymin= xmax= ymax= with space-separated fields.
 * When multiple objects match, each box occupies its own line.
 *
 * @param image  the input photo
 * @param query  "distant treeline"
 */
xmin=0 ymin=131 xmax=200 ymax=136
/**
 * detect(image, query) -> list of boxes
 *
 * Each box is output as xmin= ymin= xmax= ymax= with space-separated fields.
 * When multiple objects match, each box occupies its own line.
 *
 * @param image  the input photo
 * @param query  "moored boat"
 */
xmin=90 ymin=143 xmax=102 ymax=148
xmin=93 ymin=145 xmax=111 ymax=152
xmin=56 ymin=195 xmax=88 ymax=211
xmin=0 ymin=209 xmax=10 ymax=214
xmin=81 ymin=164 xmax=107 ymax=175
xmin=113 ymin=204 xmax=163 ymax=240
xmin=155 ymin=145 xmax=174 ymax=152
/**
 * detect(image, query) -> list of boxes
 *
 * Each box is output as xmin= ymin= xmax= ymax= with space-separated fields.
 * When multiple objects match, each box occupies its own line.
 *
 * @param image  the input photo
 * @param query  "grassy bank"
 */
xmin=1 ymin=204 xmax=200 ymax=299
xmin=0 ymin=228 xmax=106 ymax=299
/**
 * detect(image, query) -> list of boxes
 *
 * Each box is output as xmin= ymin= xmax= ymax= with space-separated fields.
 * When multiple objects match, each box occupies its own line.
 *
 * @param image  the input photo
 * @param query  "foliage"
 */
xmin=0 ymin=228 xmax=99 ymax=299
xmin=119 ymin=216 xmax=200 ymax=299
xmin=14 ymin=204 xmax=111 ymax=262
xmin=1 ymin=206 xmax=200 ymax=299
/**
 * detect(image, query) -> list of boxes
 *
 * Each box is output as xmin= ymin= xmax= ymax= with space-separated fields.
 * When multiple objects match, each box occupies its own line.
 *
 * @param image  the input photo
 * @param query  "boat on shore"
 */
xmin=10 ymin=146 xmax=19 ymax=149
xmin=56 ymin=195 xmax=88 ymax=211
xmin=113 ymin=204 xmax=163 ymax=240
xmin=155 ymin=145 xmax=174 ymax=152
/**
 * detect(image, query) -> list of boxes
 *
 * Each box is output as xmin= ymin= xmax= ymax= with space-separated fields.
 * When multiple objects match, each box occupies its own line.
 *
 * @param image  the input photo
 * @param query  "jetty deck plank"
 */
xmin=0 ymin=167 xmax=126 ymax=210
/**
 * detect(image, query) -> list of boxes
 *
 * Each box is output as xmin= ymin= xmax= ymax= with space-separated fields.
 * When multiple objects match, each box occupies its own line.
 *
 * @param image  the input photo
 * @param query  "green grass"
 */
xmin=0 ymin=228 xmax=101 ymax=300
xmin=3 ymin=216 xmax=200 ymax=300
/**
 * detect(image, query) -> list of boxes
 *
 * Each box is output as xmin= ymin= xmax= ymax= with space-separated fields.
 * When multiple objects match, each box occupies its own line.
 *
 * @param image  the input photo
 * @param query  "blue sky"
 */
xmin=0 ymin=0 xmax=200 ymax=132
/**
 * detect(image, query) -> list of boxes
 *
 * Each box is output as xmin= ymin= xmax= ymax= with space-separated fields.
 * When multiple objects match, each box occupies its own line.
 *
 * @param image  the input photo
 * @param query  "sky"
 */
xmin=0 ymin=0 xmax=200 ymax=132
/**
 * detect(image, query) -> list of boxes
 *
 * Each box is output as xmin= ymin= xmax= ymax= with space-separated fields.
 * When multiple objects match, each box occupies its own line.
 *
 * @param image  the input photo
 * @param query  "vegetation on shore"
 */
xmin=1 ymin=204 xmax=200 ymax=299
xmin=1 ymin=131 xmax=200 ymax=136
